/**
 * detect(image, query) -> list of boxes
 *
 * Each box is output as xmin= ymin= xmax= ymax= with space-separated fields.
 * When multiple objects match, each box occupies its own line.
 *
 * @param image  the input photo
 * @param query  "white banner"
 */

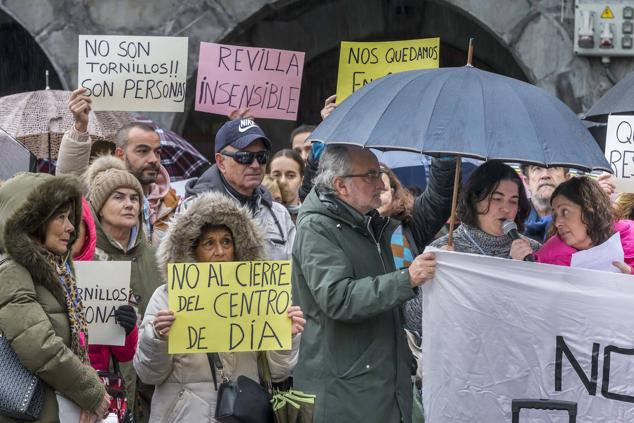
xmin=422 ymin=249 xmax=634 ymax=422
xmin=75 ymin=261 xmax=131 ymax=346
xmin=78 ymin=35 xmax=188 ymax=111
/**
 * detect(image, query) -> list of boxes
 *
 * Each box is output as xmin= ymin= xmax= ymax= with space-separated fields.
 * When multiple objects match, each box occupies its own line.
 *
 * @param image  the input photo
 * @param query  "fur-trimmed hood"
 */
xmin=0 ymin=172 xmax=83 ymax=306
xmin=156 ymin=192 xmax=264 ymax=279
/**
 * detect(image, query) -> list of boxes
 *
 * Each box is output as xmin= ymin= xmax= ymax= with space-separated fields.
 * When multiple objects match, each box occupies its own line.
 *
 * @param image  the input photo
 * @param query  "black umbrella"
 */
xmin=0 ymin=127 xmax=36 ymax=180
xmin=585 ymin=72 xmax=634 ymax=122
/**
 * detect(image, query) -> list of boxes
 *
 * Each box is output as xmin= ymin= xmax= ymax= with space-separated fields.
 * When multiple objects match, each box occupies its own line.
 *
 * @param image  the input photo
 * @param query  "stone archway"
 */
xmin=0 ymin=7 xmax=63 ymax=96
xmin=1 ymin=0 xmax=629 ymax=158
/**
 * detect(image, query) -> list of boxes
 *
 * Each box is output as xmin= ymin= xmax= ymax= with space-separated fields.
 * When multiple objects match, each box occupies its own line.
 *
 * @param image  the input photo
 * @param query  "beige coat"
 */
xmin=133 ymin=192 xmax=299 ymax=423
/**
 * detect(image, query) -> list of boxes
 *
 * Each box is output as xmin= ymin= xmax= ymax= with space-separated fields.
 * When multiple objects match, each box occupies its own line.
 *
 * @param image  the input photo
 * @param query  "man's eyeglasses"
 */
xmin=341 ymin=169 xmax=387 ymax=181
xmin=221 ymin=150 xmax=269 ymax=165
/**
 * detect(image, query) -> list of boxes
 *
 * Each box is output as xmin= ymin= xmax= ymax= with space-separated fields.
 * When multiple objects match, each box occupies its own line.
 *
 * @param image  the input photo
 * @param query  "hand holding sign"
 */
xmin=69 ymin=88 xmax=92 ymax=132
xmin=153 ymin=310 xmax=176 ymax=339
xmin=287 ymin=305 xmax=305 ymax=337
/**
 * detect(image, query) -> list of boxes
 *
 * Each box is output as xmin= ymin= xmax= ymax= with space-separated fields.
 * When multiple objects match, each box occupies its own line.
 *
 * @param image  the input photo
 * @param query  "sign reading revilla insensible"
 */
xmin=422 ymin=249 xmax=634 ymax=422
xmin=195 ymin=42 xmax=305 ymax=120
xmin=78 ymin=35 xmax=188 ymax=112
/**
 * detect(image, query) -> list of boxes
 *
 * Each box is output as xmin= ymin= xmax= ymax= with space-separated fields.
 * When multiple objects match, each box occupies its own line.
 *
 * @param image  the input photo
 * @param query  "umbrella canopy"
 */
xmin=309 ymin=66 xmax=611 ymax=173
xmin=0 ymin=90 xmax=133 ymax=160
xmin=584 ymin=72 xmax=634 ymax=122
xmin=0 ymin=128 xmax=36 ymax=180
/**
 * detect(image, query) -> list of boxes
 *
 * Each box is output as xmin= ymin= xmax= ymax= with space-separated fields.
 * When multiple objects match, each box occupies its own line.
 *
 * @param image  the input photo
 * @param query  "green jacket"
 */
xmin=292 ymin=189 xmax=416 ymax=423
xmin=0 ymin=173 xmax=106 ymax=423
xmin=91 ymin=206 xmax=161 ymax=318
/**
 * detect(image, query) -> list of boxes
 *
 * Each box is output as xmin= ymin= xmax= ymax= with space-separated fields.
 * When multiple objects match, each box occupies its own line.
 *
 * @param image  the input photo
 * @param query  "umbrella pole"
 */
xmin=447 ymin=156 xmax=462 ymax=248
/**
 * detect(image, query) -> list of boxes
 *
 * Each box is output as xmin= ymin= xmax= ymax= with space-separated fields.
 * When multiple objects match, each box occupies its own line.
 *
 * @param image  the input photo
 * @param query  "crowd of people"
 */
xmin=0 ymin=87 xmax=631 ymax=423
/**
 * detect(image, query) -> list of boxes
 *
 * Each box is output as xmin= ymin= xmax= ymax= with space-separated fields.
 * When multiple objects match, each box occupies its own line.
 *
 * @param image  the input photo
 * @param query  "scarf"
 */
xmin=431 ymin=223 xmax=516 ymax=258
xmin=146 ymin=166 xmax=172 ymax=224
xmin=46 ymin=253 xmax=90 ymax=365
xmin=524 ymin=207 xmax=553 ymax=243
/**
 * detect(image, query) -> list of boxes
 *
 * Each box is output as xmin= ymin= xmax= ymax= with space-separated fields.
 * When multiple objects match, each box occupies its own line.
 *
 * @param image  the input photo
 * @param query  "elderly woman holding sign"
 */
xmin=511 ymin=176 xmax=634 ymax=273
xmin=134 ymin=192 xmax=304 ymax=423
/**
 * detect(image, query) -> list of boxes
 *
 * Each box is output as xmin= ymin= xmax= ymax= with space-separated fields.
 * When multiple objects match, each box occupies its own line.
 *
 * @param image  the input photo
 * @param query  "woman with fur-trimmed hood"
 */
xmin=134 ymin=192 xmax=305 ymax=423
xmin=0 ymin=173 xmax=109 ymax=422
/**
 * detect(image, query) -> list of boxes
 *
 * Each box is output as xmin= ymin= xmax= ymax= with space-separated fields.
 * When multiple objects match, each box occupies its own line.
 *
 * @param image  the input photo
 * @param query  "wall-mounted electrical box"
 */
xmin=575 ymin=0 xmax=634 ymax=56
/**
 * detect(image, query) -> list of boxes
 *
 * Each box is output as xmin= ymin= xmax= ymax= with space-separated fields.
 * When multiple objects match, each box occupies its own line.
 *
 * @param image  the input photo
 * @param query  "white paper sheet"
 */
xmin=570 ymin=231 xmax=624 ymax=273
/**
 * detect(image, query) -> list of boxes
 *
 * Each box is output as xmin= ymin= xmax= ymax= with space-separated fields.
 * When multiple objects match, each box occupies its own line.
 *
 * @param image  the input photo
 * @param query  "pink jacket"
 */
xmin=74 ymin=196 xmax=138 ymax=371
xmin=535 ymin=220 xmax=634 ymax=271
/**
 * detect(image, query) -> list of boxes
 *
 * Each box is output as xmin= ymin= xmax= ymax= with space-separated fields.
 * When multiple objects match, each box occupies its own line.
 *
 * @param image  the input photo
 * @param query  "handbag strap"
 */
xmin=257 ymin=351 xmax=273 ymax=392
xmin=207 ymin=353 xmax=226 ymax=391
xmin=109 ymin=351 xmax=122 ymax=375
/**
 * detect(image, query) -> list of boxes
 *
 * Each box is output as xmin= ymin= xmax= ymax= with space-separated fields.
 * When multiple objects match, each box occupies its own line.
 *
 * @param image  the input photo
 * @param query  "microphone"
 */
xmin=502 ymin=219 xmax=535 ymax=262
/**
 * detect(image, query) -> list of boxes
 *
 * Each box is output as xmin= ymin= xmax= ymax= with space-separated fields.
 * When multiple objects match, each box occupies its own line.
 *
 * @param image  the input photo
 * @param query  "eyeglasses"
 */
xmin=221 ymin=150 xmax=269 ymax=165
xmin=341 ymin=169 xmax=387 ymax=181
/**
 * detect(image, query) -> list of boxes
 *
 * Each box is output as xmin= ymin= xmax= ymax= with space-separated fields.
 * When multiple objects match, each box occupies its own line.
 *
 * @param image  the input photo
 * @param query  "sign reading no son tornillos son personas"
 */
xmin=74 ymin=261 xmax=131 ymax=346
xmin=168 ymin=261 xmax=292 ymax=354
xmin=422 ymin=248 xmax=634 ymax=422
xmin=195 ymin=42 xmax=305 ymax=120
xmin=605 ymin=114 xmax=634 ymax=193
xmin=78 ymin=35 xmax=188 ymax=112
xmin=335 ymin=38 xmax=439 ymax=102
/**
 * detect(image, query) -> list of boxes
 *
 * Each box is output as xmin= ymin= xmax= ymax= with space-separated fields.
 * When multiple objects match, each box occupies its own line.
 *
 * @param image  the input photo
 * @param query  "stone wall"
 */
xmin=1 ymin=0 xmax=632 ymax=148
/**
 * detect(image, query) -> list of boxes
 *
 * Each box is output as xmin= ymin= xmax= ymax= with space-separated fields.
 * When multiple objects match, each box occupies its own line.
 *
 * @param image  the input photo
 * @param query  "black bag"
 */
xmin=209 ymin=353 xmax=274 ymax=423
xmin=0 ymin=333 xmax=45 ymax=420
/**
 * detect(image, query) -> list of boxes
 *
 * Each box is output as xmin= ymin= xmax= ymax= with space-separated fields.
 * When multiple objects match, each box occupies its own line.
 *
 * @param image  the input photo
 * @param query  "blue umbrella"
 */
xmin=309 ymin=66 xmax=610 ymax=173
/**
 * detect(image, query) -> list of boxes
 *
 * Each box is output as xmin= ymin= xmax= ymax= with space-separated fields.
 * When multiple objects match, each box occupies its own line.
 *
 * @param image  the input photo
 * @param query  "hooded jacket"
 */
xmin=0 ymin=173 xmax=106 ymax=423
xmin=535 ymin=219 xmax=634 ymax=271
xmin=184 ymin=165 xmax=295 ymax=261
xmin=134 ymin=192 xmax=299 ymax=423
xmin=292 ymin=188 xmax=416 ymax=423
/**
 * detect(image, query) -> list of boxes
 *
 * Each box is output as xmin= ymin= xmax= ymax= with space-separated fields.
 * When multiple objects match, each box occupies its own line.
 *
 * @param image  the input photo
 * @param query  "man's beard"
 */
xmin=532 ymin=184 xmax=555 ymax=212
xmin=127 ymin=158 xmax=158 ymax=185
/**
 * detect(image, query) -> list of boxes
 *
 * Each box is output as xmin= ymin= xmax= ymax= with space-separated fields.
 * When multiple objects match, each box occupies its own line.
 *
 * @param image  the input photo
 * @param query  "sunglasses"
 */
xmin=221 ymin=150 xmax=269 ymax=165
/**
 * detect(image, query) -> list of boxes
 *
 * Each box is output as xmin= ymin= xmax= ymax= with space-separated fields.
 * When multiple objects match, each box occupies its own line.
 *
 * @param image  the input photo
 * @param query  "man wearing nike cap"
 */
xmin=184 ymin=118 xmax=295 ymax=260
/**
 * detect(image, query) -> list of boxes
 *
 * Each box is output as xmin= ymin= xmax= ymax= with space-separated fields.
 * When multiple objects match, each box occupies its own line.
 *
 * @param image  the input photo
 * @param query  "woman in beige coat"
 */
xmin=133 ymin=192 xmax=304 ymax=422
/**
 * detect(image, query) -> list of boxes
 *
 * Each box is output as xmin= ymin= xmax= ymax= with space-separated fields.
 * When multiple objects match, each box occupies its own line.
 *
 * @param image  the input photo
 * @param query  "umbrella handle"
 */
xmin=447 ymin=157 xmax=462 ymax=248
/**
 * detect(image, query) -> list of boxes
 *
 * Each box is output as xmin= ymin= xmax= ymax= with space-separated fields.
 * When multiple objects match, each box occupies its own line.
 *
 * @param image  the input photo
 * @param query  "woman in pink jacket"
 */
xmin=511 ymin=176 xmax=634 ymax=273
xmin=72 ymin=196 xmax=138 ymax=371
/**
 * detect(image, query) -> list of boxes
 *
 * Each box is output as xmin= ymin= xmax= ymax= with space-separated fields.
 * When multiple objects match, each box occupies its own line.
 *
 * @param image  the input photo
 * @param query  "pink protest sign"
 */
xmin=195 ymin=42 xmax=305 ymax=121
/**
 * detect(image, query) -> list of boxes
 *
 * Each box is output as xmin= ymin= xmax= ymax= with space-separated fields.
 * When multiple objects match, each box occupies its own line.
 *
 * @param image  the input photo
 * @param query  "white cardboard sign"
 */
xmin=78 ymin=35 xmax=188 ymax=111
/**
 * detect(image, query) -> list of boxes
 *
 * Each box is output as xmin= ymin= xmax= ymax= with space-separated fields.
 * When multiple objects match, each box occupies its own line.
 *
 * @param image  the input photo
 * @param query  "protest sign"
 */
xmin=167 ymin=261 xmax=292 ymax=354
xmin=195 ymin=43 xmax=305 ymax=120
xmin=74 ymin=261 xmax=131 ymax=346
xmin=78 ymin=35 xmax=188 ymax=112
xmin=422 ymin=249 xmax=634 ymax=422
xmin=335 ymin=38 xmax=439 ymax=102
xmin=605 ymin=115 xmax=634 ymax=193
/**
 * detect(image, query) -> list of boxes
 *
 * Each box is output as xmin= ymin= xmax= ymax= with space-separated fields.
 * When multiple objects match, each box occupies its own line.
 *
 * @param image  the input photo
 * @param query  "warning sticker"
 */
xmin=601 ymin=6 xmax=615 ymax=19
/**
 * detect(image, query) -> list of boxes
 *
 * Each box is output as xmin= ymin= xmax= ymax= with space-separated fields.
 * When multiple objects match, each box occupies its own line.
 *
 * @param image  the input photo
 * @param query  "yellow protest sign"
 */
xmin=335 ymin=38 xmax=440 ymax=102
xmin=167 ymin=261 xmax=292 ymax=354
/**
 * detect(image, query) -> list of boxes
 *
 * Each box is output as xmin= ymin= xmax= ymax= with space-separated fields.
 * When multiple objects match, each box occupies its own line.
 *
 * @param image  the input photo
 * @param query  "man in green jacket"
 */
xmin=292 ymin=144 xmax=437 ymax=423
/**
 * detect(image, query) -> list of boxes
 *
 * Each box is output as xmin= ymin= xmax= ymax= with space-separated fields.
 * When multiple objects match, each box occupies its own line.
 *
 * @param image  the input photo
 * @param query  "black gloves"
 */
xmin=114 ymin=305 xmax=137 ymax=335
